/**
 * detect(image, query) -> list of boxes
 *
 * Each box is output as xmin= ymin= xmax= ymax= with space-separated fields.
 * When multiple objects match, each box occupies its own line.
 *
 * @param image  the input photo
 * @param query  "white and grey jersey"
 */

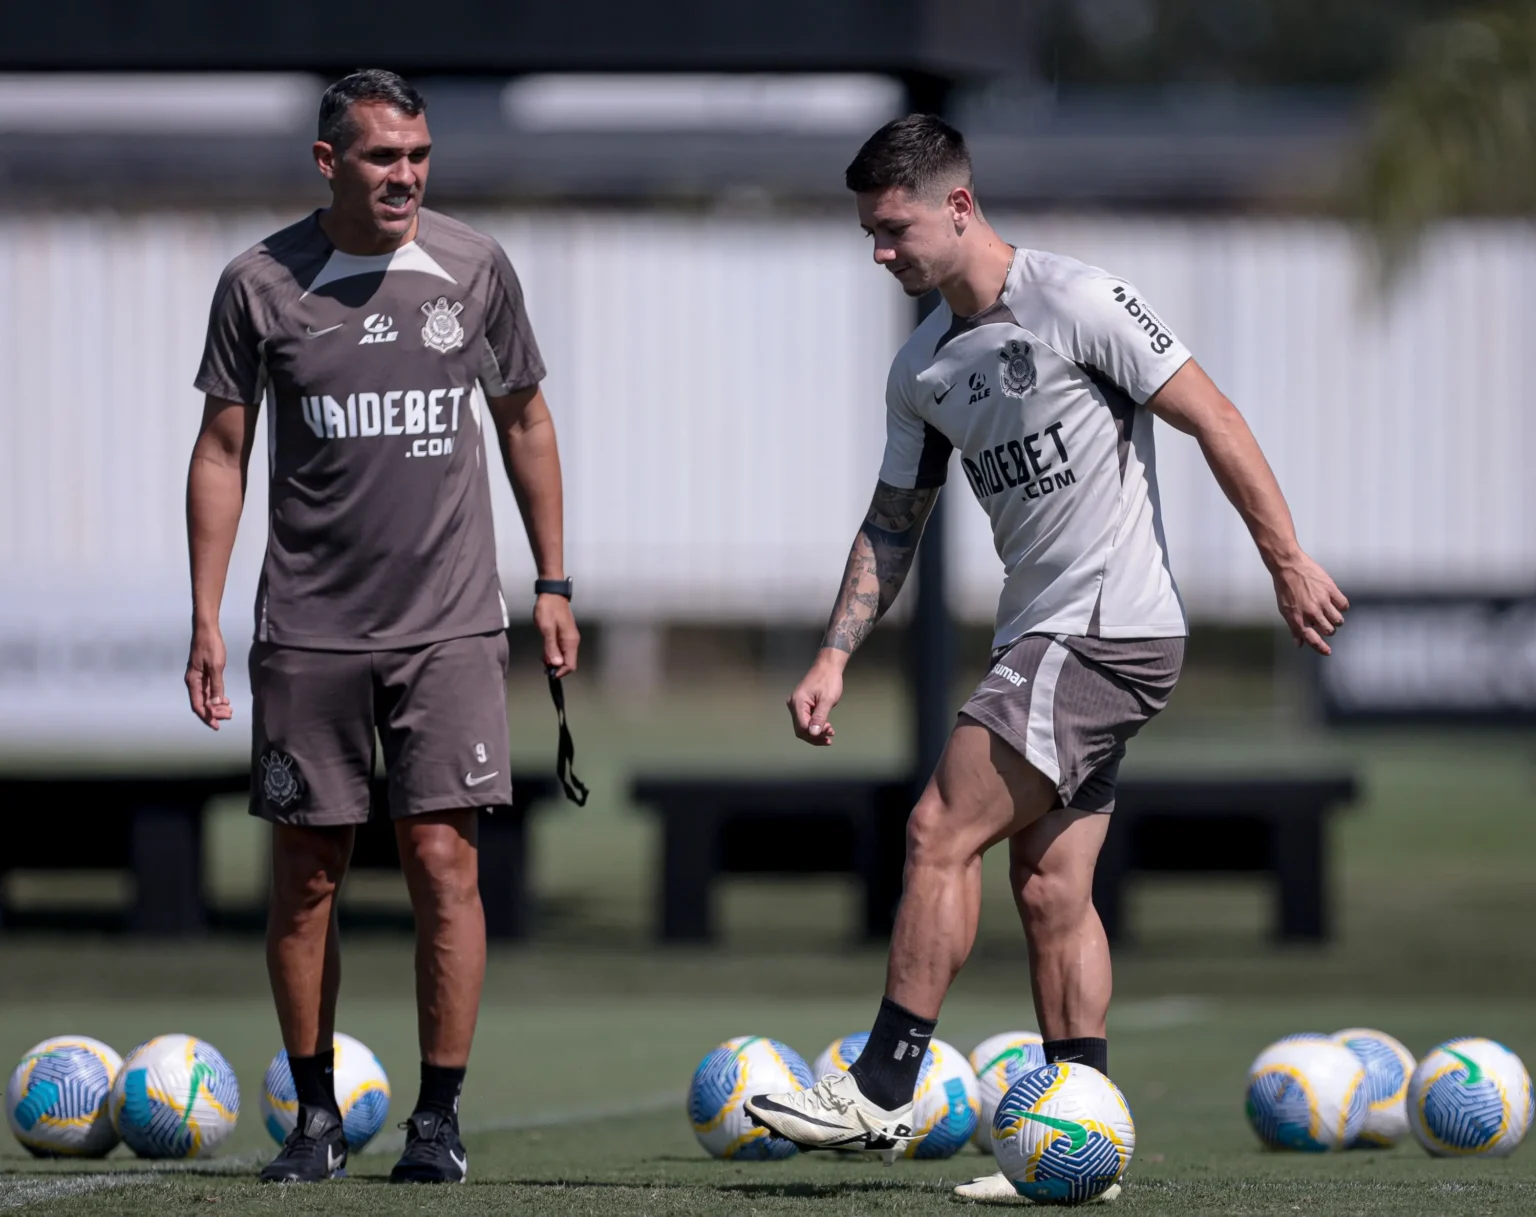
xmin=880 ymin=247 xmax=1191 ymax=647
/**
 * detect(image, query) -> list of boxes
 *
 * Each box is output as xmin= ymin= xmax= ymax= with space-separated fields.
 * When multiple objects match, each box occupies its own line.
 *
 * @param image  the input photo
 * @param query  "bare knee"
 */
xmin=1014 ymin=863 xmax=1092 ymax=939
xmin=401 ymin=817 xmax=480 ymax=911
xmin=904 ymin=791 xmax=983 ymax=878
xmin=270 ymin=827 xmax=352 ymax=919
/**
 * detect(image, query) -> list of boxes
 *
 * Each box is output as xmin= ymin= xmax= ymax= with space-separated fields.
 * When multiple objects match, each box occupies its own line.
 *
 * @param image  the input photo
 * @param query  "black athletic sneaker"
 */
xmin=388 ymin=1110 xmax=468 ymax=1184
xmin=259 ymin=1106 xmax=348 ymax=1183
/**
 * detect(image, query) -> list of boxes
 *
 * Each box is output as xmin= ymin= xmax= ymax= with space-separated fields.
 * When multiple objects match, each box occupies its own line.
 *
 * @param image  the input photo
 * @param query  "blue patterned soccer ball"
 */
xmin=1246 ymin=1038 xmax=1367 ymax=1151
xmin=6 ymin=1037 xmax=122 ymax=1157
xmin=260 ymin=1032 xmax=391 ymax=1150
xmin=969 ymin=1031 xmax=1046 ymax=1153
xmin=109 ymin=1035 xmax=240 ymax=1159
xmin=1409 ymin=1038 xmax=1533 ymax=1158
xmin=1333 ymin=1028 xmax=1416 ymax=1148
xmin=992 ymin=1063 xmax=1134 ymax=1204
xmin=688 ymin=1036 xmax=813 ymax=1160
xmin=812 ymin=1033 xmax=869 ymax=1081
xmin=903 ymin=1037 xmax=979 ymax=1159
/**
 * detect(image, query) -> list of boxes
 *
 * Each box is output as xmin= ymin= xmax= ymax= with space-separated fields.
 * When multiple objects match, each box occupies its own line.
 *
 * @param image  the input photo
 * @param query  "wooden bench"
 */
xmin=0 ymin=772 xmax=557 ymax=939
xmin=631 ymin=769 xmax=1358 ymax=944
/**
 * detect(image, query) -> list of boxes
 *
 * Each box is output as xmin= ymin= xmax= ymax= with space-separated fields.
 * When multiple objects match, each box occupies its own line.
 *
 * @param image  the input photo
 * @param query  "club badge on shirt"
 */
xmin=421 ymin=297 xmax=466 ymax=352
xmin=999 ymin=339 xmax=1037 ymax=398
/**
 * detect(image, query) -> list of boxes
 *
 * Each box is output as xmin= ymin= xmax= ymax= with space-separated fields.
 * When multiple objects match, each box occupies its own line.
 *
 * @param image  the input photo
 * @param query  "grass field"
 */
xmin=2 ymin=657 xmax=1535 ymax=1213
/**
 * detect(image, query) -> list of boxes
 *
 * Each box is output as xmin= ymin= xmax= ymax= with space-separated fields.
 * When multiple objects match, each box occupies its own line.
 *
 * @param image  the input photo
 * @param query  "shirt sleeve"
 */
xmin=1062 ymin=272 xmax=1192 ymax=405
xmin=476 ymin=243 xmax=547 ymax=396
xmin=193 ymin=263 xmax=264 ymax=404
xmin=877 ymin=356 xmax=952 ymax=490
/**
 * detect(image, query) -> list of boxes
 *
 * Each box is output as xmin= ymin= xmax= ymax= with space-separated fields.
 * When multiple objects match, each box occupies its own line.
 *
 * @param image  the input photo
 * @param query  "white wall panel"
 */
xmin=2 ymin=207 xmax=1533 ymax=709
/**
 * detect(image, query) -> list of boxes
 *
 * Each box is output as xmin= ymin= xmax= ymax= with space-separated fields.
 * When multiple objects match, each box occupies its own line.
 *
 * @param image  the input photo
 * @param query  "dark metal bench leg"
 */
xmin=130 ymin=806 xmax=205 ymax=935
xmin=1273 ymin=812 xmax=1326 ymax=941
xmin=660 ymin=808 xmax=715 ymax=942
xmin=1092 ymin=816 xmax=1131 ymax=945
xmin=478 ymin=807 xmax=529 ymax=941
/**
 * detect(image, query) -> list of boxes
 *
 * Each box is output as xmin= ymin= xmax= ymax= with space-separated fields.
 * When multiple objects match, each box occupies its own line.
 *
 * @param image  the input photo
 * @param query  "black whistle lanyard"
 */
xmin=546 ymin=669 xmax=589 ymax=806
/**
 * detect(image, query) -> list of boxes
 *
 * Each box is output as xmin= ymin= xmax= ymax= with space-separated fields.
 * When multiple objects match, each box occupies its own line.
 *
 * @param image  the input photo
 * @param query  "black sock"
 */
xmin=416 ymin=1063 xmax=466 ymax=1123
xmin=1043 ymin=1037 xmax=1108 ymax=1076
xmin=847 ymin=997 xmax=938 ymax=1111
xmin=289 ymin=1049 xmax=341 ymax=1120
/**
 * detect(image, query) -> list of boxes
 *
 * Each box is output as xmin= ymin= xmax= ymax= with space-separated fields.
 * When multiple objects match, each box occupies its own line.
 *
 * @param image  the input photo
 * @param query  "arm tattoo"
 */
xmin=822 ymin=481 xmax=940 ymax=654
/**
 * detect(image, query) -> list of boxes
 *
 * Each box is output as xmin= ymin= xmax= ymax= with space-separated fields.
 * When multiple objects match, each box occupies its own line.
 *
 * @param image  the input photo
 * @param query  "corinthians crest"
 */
xmin=420 ymin=296 xmax=466 ymax=352
xmin=999 ymin=339 xmax=1037 ymax=398
xmin=260 ymin=749 xmax=305 ymax=810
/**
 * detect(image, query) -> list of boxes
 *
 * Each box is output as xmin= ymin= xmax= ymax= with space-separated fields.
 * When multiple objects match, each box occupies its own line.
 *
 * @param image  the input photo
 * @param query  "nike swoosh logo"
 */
xmin=1446 ymin=1047 xmax=1485 ymax=1086
xmin=326 ymin=1145 xmax=343 ymax=1175
xmin=305 ymin=323 xmax=344 ymax=338
xmin=464 ymin=770 xmax=500 ymax=787
xmin=1055 ymin=1054 xmax=1083 ymax=1062
xmin=907 ymin=1029 xmax=933 ymax=1038
xmin=1019 ymin=1111 xmax=1089 ymax=1152
xmin=934 ymin=384 xmax=954 ymax=403
xmin=449 ymin=1150 xmax=467 ymax=1176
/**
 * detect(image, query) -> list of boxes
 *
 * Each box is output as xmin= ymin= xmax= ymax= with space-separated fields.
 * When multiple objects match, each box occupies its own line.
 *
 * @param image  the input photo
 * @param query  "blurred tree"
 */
xmin=1360 ymin=5 xmax=1536 ymax=276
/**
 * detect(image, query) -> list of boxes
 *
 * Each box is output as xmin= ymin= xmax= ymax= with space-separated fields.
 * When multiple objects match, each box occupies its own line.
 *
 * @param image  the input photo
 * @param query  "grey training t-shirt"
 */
xmin=195 ymin=208 xmax=544 ymax=650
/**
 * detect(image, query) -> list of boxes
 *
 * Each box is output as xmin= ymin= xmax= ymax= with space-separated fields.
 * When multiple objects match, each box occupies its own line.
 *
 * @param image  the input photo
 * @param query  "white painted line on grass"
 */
xmin=362 ymin=1089 xmax=683 ymax=1156
xmin=0 ymin=1174 xmax=154 ymax=1212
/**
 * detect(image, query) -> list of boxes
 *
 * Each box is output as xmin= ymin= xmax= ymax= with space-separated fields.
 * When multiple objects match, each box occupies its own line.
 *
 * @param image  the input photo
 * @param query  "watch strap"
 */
xmin=535 ymin=577 xmax=573 ymax=599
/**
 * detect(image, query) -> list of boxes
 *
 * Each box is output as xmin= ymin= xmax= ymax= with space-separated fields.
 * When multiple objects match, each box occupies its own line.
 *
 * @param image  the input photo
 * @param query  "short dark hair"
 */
xmin=318 ymin=69 xmax=426 ymax=152
xmin=845 ymin=113 xmax=973 ymax=198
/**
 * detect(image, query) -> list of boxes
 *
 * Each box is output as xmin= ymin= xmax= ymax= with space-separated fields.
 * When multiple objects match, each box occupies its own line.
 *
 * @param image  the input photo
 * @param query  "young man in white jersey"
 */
xmin=745 ymin=116 xmax=1347 ymax=1197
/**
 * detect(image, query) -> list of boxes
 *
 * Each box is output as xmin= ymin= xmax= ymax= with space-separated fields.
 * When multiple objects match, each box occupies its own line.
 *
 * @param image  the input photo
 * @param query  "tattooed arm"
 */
xmin=788 ymin=480 xmax=942 ymax=745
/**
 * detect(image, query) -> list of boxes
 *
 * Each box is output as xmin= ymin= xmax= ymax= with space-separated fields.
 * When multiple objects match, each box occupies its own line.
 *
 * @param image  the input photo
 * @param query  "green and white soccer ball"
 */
xmin=110 ymin=1034 xmax=240 ymax=1159
xmin=1333 ymin=1028 xmax=1415 ymax=1148
xmin=260 ymin=1032 xmax=391 ymax=1151
xmin=1245 ymin=1037 xmax=1366 ymax=1151
xmin=1409 ymin=1038 xmax=1533 ymax=1158
xmin=991 ymin=1062 xmax=1134 ymax=1204
xmin=6 ymin=1036 xmax=122 ymax=1157
xmin=969 ymin=1031 xmax=1046 ymax=1153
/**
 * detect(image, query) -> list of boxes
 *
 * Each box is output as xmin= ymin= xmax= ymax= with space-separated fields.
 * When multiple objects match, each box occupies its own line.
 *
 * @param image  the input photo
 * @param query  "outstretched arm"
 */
xmin=788 ymin=480 xmax=941 ymax=745
xmin=487 ymin=385 xmax=580 ymax=677
xmin=1149 ymin=359 xmax=1348 ymax=654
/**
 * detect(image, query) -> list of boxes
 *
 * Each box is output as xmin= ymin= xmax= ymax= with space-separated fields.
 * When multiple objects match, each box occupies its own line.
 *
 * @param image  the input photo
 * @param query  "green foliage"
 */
xmin=1361 ymin=5 xmax=1536 ymax=278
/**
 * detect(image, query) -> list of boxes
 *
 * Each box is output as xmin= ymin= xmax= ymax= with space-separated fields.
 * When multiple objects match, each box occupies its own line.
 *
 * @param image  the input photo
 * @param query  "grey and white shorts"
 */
xmin=959 ymin=633 xmax=1184 ymax=813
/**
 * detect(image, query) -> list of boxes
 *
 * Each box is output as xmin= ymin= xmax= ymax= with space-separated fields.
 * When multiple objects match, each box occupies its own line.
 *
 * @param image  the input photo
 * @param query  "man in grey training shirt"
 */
xmin=184 ymin=70 xmax=579 ymax=1184
xmin=746 ymin=116 xmax=1348 ymax=1199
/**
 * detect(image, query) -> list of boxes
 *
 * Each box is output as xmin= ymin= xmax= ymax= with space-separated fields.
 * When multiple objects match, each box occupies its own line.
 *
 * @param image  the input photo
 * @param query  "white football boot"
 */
xmin=954 ymin=1172 xmax=1122 ymax=1204
xmin=744 ymin=1071 xmax=921 ymax=1154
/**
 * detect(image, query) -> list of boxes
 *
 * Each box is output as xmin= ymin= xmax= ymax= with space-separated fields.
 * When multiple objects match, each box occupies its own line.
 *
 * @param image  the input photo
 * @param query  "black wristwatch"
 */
xmin=535 ymin=577 xmax=574 ymax=600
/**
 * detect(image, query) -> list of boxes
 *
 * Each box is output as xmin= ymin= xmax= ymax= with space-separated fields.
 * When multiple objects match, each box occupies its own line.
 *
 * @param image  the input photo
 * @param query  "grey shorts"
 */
xmin=959 ymin=633 xmax=1184 ymax=814
xmin=249 ymin=632 xmax=512 ymax=827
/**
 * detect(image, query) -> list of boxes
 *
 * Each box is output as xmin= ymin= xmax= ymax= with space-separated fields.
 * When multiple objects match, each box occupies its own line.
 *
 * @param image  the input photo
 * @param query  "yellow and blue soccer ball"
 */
xmin=812 ymin=1033 xmax=868 ymax=1081
xmin=688 ymin=1036 xmax=812 ymax=1160
xmin=260 ymin=1032 xmax=391 ymax=1151
xmin=109 ymin=1034 xmax=240 ymax=1159
xmin=1245 ymin=1037 xmax=1366 ymax=1151
xmin=1409 ymin=1037 xmax=1533 ymax=1158
xmin=902 ymin=1038 xmax=979 ymax=1159
xmin=5 ymin=1036 xmax=122 ymax=1157
xmin=969 ymin=1031 xmax=1046 ymax=1153
xmin=1333 ymin=1028 xmax=1415 ymax=1148
xmin=991 ymin=1062 xmax=1134 ymax=1204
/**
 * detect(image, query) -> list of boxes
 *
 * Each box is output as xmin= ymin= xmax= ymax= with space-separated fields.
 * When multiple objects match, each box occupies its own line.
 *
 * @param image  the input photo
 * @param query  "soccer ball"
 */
xmin=688 ymin=1036 xmax=812 ymax=1160
xmin=902 ymin=1038 xmax=979 ymax=1159
xmin=1245 ymin=1037 xmax=1366 ymax=1151
xmin=991 ymin=1062 xmax=1133 ymax=1204
xmin=260 ymin=1032 xmax=391 ymax=1150
xmin=969 ymin=1031 xmax=1046 ymax=1152
xmin=6 ymin=1036 xmax=122 ymax=1157
xmin=1408 ymin=1037 xmax=1533 ymax=1157
xmin=1333 ymin=1028 xmax=1415 ymax=1148
xmin=110 ymin=1035 xmax=240 ymax=1158
xmin=812 ymin=1033 xmax=868 ymax=1081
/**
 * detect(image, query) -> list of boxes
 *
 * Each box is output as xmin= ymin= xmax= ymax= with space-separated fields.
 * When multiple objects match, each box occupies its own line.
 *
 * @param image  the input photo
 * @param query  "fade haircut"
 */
xmin=845 ymin=113 xmax=973 ymax=200
xmin=318 ymin=69 xmax=426 ymax=152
